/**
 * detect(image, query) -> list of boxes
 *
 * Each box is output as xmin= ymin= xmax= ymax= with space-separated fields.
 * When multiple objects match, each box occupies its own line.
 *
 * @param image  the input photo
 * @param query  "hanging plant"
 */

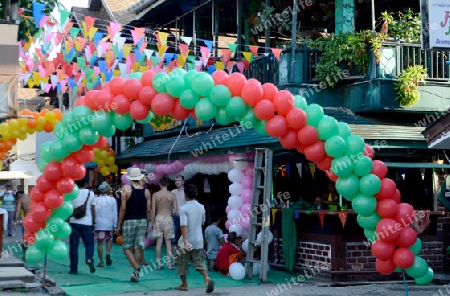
xmin=395 ymin=65 xmax=428 ymax=107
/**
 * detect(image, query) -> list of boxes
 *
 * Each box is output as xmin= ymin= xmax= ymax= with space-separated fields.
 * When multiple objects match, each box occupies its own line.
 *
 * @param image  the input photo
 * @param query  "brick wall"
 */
xmin=346 ymin=242 xmax=375 ymax=271
xmin=273 ymin=238 xmax=331 ymax=270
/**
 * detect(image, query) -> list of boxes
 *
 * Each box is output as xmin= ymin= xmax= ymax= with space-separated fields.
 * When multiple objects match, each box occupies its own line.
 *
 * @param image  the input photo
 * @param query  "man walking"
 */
xmin=152 ymin=175 xmax=177 ymax=270
xmin=171 ymin=175 xmax=185 ymax=245
xmin=174 ymin=184 xmax=214 ymax=293
xmin=13 ymin=191 xmax=30 ymax=258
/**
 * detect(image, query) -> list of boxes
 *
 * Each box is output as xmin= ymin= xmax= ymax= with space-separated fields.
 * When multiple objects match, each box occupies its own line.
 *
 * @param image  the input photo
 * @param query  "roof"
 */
xmin=421 ymin=112 xmax=450 ymax=149
xmin=102 ymin=0 xmax=168 ymax=25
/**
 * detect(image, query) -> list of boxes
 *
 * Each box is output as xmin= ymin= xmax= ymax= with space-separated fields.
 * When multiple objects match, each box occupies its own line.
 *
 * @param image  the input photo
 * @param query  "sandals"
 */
xmin=86 ymin=260 xmax=96 ymax=274
xmin=97 ymin=262 xmax=104 ymax=268
xmin=130 ymin=267 xmax=141 ymax=283
xmin=174 ymin=285 xmax=188 ymax=291
xmin=206 ymin=279 xmax=215 ymax=293
xmin=106 ymin=255 xmax=112 ymax=266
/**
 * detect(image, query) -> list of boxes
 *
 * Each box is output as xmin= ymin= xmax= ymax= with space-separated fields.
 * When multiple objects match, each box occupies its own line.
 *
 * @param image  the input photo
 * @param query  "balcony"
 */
xmin=246 ymin=42 xmax=450 ymax=113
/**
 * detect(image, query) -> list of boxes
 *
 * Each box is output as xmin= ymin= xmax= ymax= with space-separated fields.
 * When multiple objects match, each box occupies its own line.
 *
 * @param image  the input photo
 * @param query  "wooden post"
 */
xmin=236 ymin=0 xmax=243 ymax=61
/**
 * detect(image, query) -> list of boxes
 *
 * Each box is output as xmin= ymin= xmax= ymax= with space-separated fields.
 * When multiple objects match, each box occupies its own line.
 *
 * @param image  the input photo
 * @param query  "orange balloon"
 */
xmin=4 ymin=141 xmax=12 ymax=150
xmin=27 ymin=119 xmax=37 ymax=128
xmin=116 ymin=235 xmax=122 ymax=246
xmin=19 ymin=109 xmax=33 ymax=116
xmin=0 ymin=143 xmax=5 ymax=152
xmin=43 ymin=122 xmax=53 ymax=133
xmin=53 ymin=109 xmax=63 ymax=120
xmin=10 ymin=138 xmax=17 ymax=145
xmin=40 ymin=109 xmax=49 ymax=116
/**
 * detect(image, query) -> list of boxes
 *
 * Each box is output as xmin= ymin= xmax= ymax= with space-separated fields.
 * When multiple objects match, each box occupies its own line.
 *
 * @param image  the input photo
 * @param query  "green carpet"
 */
xmin=7 ymin=242 xmax=316 ymax=296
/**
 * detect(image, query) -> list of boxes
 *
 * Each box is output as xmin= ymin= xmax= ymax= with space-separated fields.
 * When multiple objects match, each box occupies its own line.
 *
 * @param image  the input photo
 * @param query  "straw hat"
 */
xmin=127 ymin=168 xmax=144 ymax=181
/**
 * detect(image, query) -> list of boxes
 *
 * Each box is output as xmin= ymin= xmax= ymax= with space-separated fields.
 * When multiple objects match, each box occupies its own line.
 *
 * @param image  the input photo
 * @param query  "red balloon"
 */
xmin=262 ymin=83 xmax=278 ymax=101
xmin=140 ymin=70 xmax=155 ymax=86
xmin=24 ymin=231 xmax=36 ymax=245
xmin=45 ymin=189 xmax=64 ymax=209
xmin=286 ymin=108 xmax=307 ymax=130
xmin=226 ymin=73 xmax=246 ymax=97
xmin=265 ymin=115 xmax=288 ymax=138
xmin=326 ymin=170 xmax=339 ymax=182
xmin=123 ymin=78 xmax=143 ymax=99
xmin=190 ymin=109 xmax=197 ymax=120
xmin=110 ymin=77 xmax=126 ymax=95
xmin=152 ymin=93 xmax=175 ymax=116
xmin=112 ymin=94 xmax=132 ymax=114
xmin=30 ymin=187 xmax=45 ymax=202
xmin=56 ymin=176 xmax=75 ymax=194
xmin=273 ymin=90 xmax=294 ymax=116
xmin=375 ymin=178 xmax=397 ymax=200
xmin=297 ymin=126 xmax=319 ymax=146
xmin=395 ymin=227 xmax=418 ymax=247
xmin=90 ymin=136 xmax=107 ymax=149
xmin=364 ymin=143 xmax=375 ymax=159
xmin=95 ymin=90 xmax=114 ymax=110
xmin=84 ymin=90 xmax=99 ymax=111
xmin=212 ymin=70 xmax=229 ymax=86
xmin=304 ymin=141 xmax=326 ymax=162
xmin=372 ymin=240 xmax=396 ymax=261
xmin=130 ymin=100 xmax=150 ymax=120
xmin=61 ymin=156 xmax=81 ymax=177
xmin=23 ymin=214 xmax=45 ymax=233
xmin=376 ymin=218 xmax=402 ymax=242
xmin=296 ymin=144 xmax=305 ymax=153
xmin=375 ymin=259 xmax=396 ymax=275
xmin=171 ymin=100 xmax=190 ymax=120
xmin=395 ymin=203 xmax=415 ymax=226
xmin=31 ymin=202 xmax=52 ymax=222
xmin=254 ymin=99 xmax=275 ymax=120
xmin=317 ymin=156 xmax=333 ymax=171
xmin=73 ymin=146 xmax=94 ymax=164
xmin=73 ymin=165 xmax=87 ymax=181
xmin=139 ymin=86 xmax=157 ymax=106
xmin=36 ymin=175 xmax=56 ymax=192
xmin=371 ymin=160 xmax=388 ymax=179
xmin=376 ymin=199 xmax=398 ymax=218
xmin=74 ymin=96 xmax=85 ymax=107
xmin=241 ymin=80 xmax=263 ymax=107
xmin=280 ymin=129 xmax=299 ymax=149
xmin=392 ymin=247 xmax=415 ymax=269
xmin=392 ymin=189 xmax=401 ymax=204
xmin=102 ymin=82 xmax=111 ymax=91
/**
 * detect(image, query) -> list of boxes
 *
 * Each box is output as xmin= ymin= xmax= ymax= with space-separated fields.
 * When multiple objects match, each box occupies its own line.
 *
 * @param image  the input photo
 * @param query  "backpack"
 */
xmin=72 ymin=191 xmax=90 ymax=219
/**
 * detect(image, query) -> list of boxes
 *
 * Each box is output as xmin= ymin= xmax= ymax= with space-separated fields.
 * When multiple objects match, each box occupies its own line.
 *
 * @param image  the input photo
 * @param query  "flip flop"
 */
xmin=106 ymin=255 xmax=112 ymax=266
xmin=174 ymin=285 xmax=188 ymax=291
xmin=87 ymin=261 xmax=96 ymax=274
xmin=130 ymin=267 xmax=141 ymax=283
xmin=97 ymin=262 xmax=104 ymax=268
xmin=206 ymin=280 xmax=214 ymax=293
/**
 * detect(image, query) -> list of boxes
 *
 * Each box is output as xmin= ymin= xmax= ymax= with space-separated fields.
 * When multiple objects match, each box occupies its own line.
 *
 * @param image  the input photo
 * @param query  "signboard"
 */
xmin=421 ymin=0 xmax=450 ymax=50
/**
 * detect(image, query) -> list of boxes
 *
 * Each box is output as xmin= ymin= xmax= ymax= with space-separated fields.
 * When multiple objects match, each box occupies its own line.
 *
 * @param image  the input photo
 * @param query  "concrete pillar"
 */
xmin=335 ymin=0 xmax=355 ymax=34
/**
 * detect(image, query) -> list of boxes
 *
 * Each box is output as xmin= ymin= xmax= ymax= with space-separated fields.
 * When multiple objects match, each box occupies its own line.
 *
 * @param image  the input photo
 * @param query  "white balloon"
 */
xmin=252 ymin=262 xmax=260 ymax=276
xmin=256 ymin=230 xmax=274 ymax=244
xmin=145 ymin=164 xmax=155 ymax=173
xmin=229 ymin=224 xmax=243 ymax=237
xmin=229 ymin=263 xmax=246 ymax=280
xmin=228 ymin=195 xmax=243 ymax=209
xmin=241 ymin=229 xmax=249 ymax=239
xmin=229 ymin=182 xmax=243 ymax=196
xmin=228 ymin=169 xmax=244 ymax=182
xmin=234 ymin=160 xmax=249 ymax=171
xmin=241 ymin=239 xmax=249 ymax=253
xmin=227 ymin=209 xmax=241 ymax=222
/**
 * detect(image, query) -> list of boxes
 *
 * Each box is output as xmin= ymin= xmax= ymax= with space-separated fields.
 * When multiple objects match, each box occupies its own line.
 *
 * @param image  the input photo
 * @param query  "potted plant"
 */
xmin=395 ymin=65 xmax=428 ymax=107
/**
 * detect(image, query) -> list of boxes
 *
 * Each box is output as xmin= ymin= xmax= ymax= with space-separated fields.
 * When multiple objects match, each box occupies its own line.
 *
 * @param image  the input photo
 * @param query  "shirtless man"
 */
xmin=13 ymin=191 xmax=30 ymax=258
xmin=151 ymin=175 xmax=178 ymax=269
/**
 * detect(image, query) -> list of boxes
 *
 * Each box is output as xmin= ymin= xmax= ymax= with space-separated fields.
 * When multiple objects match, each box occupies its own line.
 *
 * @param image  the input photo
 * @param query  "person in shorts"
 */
xmin=204 ymin=210 xmax=225 ymax=271
xmin=174 ymin=184 xmax=214 ymax=293
xmin=94 ymin=182 xmax=117 ymax=267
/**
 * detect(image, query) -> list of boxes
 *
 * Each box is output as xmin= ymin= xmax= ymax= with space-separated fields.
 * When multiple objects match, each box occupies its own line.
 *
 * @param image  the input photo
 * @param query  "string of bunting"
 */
xmin=19 ymin=2 xmax=283 ymax=97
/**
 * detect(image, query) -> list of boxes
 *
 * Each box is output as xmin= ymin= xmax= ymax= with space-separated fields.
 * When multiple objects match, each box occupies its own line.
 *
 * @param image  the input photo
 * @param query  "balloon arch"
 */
xmin=19 ymin=69 xmax=432 ymax=284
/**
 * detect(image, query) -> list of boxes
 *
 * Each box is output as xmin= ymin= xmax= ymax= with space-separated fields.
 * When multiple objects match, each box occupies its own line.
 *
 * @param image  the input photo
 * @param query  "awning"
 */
xmin=0 ymin=171 xmax=34 ymax=180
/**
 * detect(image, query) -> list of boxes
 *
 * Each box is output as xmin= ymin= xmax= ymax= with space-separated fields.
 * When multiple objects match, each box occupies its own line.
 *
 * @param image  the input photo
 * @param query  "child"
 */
xmin=215 ymin=231 xmax=245 ymax=276
xmin=204 ymin=211 xmax=225 ymax=271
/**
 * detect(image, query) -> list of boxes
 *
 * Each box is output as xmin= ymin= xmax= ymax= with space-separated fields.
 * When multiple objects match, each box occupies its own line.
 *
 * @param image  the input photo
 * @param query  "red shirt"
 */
xmin=215 ymin=243 xmax=239 ymax=273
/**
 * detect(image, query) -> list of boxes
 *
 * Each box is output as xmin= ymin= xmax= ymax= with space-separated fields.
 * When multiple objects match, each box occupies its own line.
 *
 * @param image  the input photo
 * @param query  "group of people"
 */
xmin=0 ymin=183 xmax=30 ymax=242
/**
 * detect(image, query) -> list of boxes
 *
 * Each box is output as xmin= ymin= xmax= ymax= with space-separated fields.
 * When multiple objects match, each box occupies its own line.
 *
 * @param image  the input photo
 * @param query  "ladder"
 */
xmin=245 ymin=148 xmax=273 ymax=283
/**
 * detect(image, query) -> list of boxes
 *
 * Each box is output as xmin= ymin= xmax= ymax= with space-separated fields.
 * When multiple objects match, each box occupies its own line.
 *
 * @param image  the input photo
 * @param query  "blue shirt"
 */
xmin=1 ymin=191 xmax=15 ymax=212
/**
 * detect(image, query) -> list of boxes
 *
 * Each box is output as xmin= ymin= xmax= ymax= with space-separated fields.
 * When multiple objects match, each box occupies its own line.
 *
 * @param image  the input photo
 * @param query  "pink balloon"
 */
xmin=240 ymin=189 xmax=253 ymax=204
xmin=240 ymin=203 xmax=252 ymax=216
xmin=240 ymin=216 xmax=250 ymax=231
xmin=121 ymin=174 xmax=129 ymax=185
xmin=240 ymin=176 xmax=253 ymax=189
xmin=225 ymin=220 xmax=231 ymax=230
xmin=244 ymin=165 xmax=254 ymax=177
xmin=229 ymin=155 xmax=238 ymax=164
xmin=225 ymin=205 xmax=231 ymax=213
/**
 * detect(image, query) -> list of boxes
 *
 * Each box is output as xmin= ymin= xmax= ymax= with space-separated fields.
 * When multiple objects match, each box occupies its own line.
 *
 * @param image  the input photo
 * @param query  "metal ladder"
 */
xmin=245 ymin=148 xmax=273 ymax=283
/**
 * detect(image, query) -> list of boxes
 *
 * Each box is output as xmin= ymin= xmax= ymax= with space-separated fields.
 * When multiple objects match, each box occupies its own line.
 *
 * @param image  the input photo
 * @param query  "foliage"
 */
xmin=379 ymin=9 xmax=421 ymax=43
xmin=395 ymin=65 xmax=428 ymax=107
xmin=251 ymin=6 xmax=292 ymax=37
xmin=304 ymin=31 xmax=371 ymax=87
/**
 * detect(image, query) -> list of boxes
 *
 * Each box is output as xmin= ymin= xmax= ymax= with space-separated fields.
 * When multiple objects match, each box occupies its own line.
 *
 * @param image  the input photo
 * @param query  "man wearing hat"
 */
xmin=0 ymin=183 xmax=16 ymax=237
xmin=116 ymin=168 xmax=152 ymax=283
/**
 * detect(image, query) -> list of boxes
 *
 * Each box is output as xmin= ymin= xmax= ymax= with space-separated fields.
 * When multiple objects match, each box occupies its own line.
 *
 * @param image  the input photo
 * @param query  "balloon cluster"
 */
xmin=93 ymin=143 xmax=118 ymax=177
xmin=26 ymin=68 xmax=433 ymax=284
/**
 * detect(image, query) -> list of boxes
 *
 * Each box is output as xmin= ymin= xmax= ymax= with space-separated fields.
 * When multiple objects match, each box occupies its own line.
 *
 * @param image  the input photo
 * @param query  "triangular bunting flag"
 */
xmin=156 ymin=31 xmax=169 ymax=46
xmin=107 ymin=22 xmax=121 ymax=40
xmin=249 ymin=45 xmax=259 ymax=57
xmin=84 ymin=16 xmax=96 ymax=31
xmin=271 ymin=209 xmax=277 ymax=223
xmin=308 ymin=163 xmax=315 ymax=179
xmin=242 ymin=51 xmax=253 ymax=63
xmin=203 ymin=40 xmax=213 ymax=51
xmin=59 ymin=9 xmax=71 ymax=25
xmin=339 ymin=211 xmax=348 ymax=228
xmin=227 ymin=43 xmax=237 ymax=54
xmin=69 ymin=27 xmax=81 ymax=40
xmin=200 ymin=46 xmax=210 ymax=67
xmin=115 ymin=37 xmax=126 ymax=51
xmin=122 ymin=44 xmax=133 ymax=58
xmin=271 ymin=48 xmax=282 ymax=61
xmin=144 ymin=49 xmax=154 ymax=60
xmin=74 ymin=37 xmax=88 ymax=52
xmin=131 ymin=27 xmax=146 ymax=45
xmin=64 ymin=21 xmax=74 ymax=35
xmin=32 ymin=1 xmax=46 ymax=28
xmin=88 ymin=26 xmax=98 ymax=41
xmin=215 ymin=61 xmax=224 ymax=70
xmin=158 ymin=44 xmax=168 ymax=58
xmin=93 ymin=32 xmax=103 ymax=47
xmin=180 ymin=36 xmax=192 ymax=45
xmin=318 ymin=211 xmax=325 ymax=228
xmin=226 ymin=61 xmax=235 ymax=73
xmin=236 ymin=61 xmax=245 ymax=73
xmin=178 ymin=55 xmax=187 ymax=67
xmin=221 ymin=49 xmax=232 ymax=64
xmin=179 ymin=43 xmax=190 ymax=57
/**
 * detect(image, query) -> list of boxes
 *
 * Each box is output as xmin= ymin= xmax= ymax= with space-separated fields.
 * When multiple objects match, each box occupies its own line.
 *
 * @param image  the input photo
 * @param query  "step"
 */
xmin=0 ymin=253 xmax=25 ymax=268
xmin=0 ymin=280 xmax=26 ymax=289
xmin=0 ymin=267 xmax=36 ymax=283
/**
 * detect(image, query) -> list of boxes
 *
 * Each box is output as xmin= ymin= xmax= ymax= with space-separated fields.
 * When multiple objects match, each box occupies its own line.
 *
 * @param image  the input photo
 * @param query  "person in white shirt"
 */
xmin=171 ymin=175 xmax=185 ymax=244
xmin=69 ymin=178 xmax=96 ymax=274
xmin=0 ymin=183 xmax=16 ymax=237
xmin=93 ymin=182 xmax=117 ymax=268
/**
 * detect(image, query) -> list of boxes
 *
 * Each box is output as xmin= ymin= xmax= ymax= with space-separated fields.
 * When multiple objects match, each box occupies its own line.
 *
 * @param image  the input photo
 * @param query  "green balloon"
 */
xmin=215 ymin=107 xmax=234 ymax=126
xmin=409 ymin=238 xmax=422 ymax=255
xmin=325 ymin=135 xmax=347 ymax=158
xmin=210 ymin=85 xmax=231 ymax=107
xmin=294 ymin=95 xmax=307 ymax=110
xmin=46 ymin=217 xmax=65 ymax=234
xmin=37 ymin=158 xmax=48 ymax=172
xmin=364 ymin=229 xmax=378 ymax=241
xmin=335 ymin=173 xmax=360 ymax=201
xmin=136 ymin=112 xmax=153 ymax=124
xmin=113 ymin=112 xmax=134 ymax=130
xmin=72 ymin=106 xmax=94 ymax=125
xmin=338 ymin=122 xmax=352 ymax=139
xmin=195 ymin=98 xmax=216 ymax=121
xmin=192 ymin=72 xmax=215 ymax=97
xmin=345 ymin=135 xmax=365 ymax=158
xmin=405 ymin=256 xmax=429 ymax=279
xmin=255 ymin=120 xmax=268 ymax=136
xmin=153 ymin=72 xmax=169 ymax=93
xmin=129 ymin=72 xmax=143 ymax=79
xmin=357 ymin=213 xmax=381 ymax=230
xmin=305 ymin=104 xmax=324 ymax=127
xmin=97 ymin=125 xmax=116 ymax=138
xmin=166 ymin=75 xmax=186 ymax=98
xmin=169 ymin=68 xmax=187 ymax=78
xmin=394 ymin=267 xmax=402 ymax=273
xmin=53 ymin=122 xmax=65 ymax=139
xmin=360 ymin=174 xmax=381 ymax=196
xmin=180 ymin=89 xmax=200 ymax=109
xmin=184 ymin=70 xmax=198 ymax=89
xmin=78 ymin=126 xmax=99 ymax=145
xmin=64 ymin=185 xmax=79 ymax=201
xmin=62 ymin=133 xmax=83 ymax=153
xmin=35 ymin=229 xmax=54 ymax=251
xmin=352 ymin=194 xmax=377 ymax=217
xmin=91 ymin=111 xmax=113 ymax=131
xmin=51 ymin=202 xmax=74 ymax=221
xmin=39 ymin=142 xmax=54 ymax=160
xmin=50 ymin=139 xmax=69 ymax=160
xmin=61 ymin=112 xmax=74 ymax=129
xmin=414 ymin=267 xmax=434 ymax=285
xmin=53 ymin=222 xmax=72 ymax=240
xmin=353 ymin=156 xmax=373 ymax=177
xmin=225 ymin=96 xmax=247 ymax=118
xmin=25 ymin=244 xmax=46 ymax=264
xmin=317 ymin=115 xmax=339 ymax=141
xmin=331 ymin=155 xmax=354 ymax=177
xmin=48 ymin=240 xmax=69 ymax=260
xmin=239 ymin=109 xmax=258 ymax=128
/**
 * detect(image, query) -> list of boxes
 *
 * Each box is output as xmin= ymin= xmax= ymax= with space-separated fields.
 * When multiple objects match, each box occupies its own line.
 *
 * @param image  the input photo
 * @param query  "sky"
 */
xmin=58 ymin=0 xmax=89 ymax=11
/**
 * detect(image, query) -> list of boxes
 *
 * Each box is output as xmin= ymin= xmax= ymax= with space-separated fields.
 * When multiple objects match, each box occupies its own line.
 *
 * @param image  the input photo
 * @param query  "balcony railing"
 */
xmin=244 ymin=53 xmax=279 ymax=84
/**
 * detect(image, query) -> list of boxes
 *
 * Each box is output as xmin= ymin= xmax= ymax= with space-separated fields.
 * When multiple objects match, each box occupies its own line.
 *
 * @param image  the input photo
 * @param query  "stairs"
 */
xmin=0 ymin=253 xmax=40 ymax=291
